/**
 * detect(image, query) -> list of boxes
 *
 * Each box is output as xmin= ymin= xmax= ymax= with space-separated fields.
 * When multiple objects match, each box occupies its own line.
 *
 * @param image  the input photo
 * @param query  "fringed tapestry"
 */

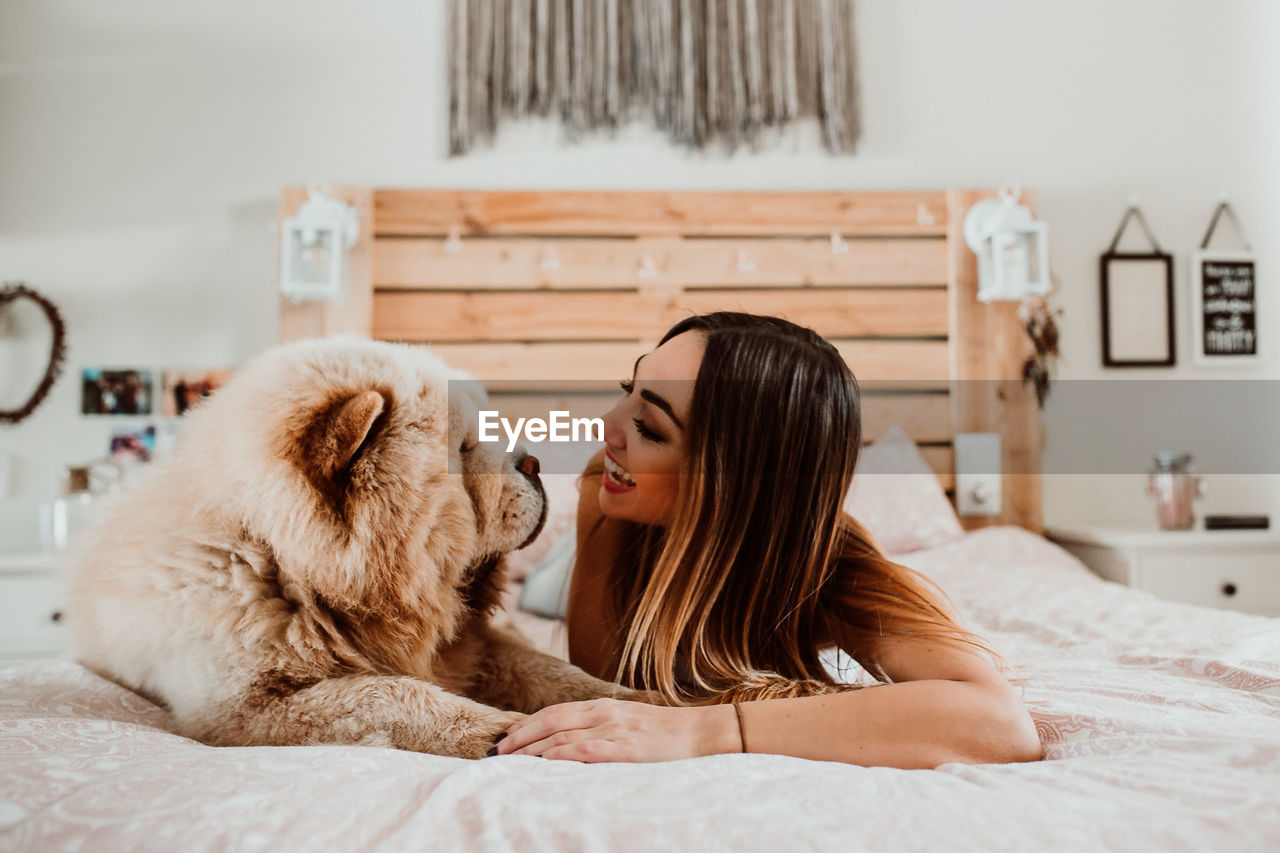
xmin=448 ymin=0 xmax=861 ymax=155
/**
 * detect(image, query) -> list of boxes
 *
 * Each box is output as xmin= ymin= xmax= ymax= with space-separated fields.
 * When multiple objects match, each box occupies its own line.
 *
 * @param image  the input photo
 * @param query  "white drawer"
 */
xmin=1137 ymin=553 xmax=1280 ymax=616
xmin=0 ymin=575 xmax=69 ymax=654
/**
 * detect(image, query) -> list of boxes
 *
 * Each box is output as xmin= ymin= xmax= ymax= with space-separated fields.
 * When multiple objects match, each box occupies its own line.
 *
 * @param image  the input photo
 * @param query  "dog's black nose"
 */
xmin=517 ymin=453 xmax=540 ymax=477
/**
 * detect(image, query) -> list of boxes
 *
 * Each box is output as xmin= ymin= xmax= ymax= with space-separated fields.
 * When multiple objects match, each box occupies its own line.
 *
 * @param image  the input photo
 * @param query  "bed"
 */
xmin=5 ymin=527 xmax=1279 ymax=849
xmin=3 ymin=189 xmax=1278 ymax=850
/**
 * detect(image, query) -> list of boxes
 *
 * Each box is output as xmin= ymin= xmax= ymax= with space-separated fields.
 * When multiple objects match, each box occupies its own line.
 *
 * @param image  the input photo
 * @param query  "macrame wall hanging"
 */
xmin=448 ymin=0 xmax=861 ymax=155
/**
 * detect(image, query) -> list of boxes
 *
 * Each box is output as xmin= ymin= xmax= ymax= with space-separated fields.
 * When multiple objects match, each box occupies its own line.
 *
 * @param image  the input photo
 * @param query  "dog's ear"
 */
xmin=292 ymin=389 xmax=388 ymax=507
xmin=319 ymin=390 xmax=386 ymax=478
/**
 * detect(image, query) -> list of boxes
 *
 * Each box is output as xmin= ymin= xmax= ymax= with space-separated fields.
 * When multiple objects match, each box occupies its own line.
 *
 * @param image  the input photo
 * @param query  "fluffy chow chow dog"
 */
xmin=69 ymin=337 xmax=640 ymax=759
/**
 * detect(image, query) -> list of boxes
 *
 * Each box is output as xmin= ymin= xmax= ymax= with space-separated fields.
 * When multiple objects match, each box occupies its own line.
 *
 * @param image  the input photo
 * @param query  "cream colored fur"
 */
xmin=68 ymin=337 xmax=637 ymax=759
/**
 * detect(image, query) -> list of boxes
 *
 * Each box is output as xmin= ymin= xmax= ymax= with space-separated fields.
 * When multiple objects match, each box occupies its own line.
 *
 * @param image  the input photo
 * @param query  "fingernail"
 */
xmin=484 ymin=732 xmax=509 ymax=758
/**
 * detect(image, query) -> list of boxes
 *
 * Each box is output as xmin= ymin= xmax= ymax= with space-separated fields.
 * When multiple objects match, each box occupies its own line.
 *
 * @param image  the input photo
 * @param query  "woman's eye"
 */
xmin=618 ymin=379 xmax=634 ymax=395
xmin=632 ymin=417 xmax=664 ymax=443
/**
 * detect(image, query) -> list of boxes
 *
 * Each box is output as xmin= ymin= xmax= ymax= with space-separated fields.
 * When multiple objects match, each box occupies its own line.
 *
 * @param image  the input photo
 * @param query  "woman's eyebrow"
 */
xmin=631 ymin=352 xmax=684 ymax=429
xmin=639 ymin=388 xmax=683 ymax=430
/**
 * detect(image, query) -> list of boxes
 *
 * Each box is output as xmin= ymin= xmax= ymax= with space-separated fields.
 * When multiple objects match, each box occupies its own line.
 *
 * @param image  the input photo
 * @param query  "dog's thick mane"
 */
xmin=229 ymin=528 xmax=495 ymax=680
xmin=459 ymin=554 xmax=510 ymax=618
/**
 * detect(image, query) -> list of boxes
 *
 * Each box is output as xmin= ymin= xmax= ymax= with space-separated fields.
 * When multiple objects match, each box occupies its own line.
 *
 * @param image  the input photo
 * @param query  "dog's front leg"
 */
xmin=467 ymin=621 xmax=660 ymax=714
xmin=192 ymin=675 xmax=525 ymax=759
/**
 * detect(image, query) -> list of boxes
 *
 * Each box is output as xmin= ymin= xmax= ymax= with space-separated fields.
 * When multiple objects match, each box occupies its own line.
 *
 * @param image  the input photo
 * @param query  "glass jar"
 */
xmin=1146 ymin=452 xmax=1206 ymax=531
xmin=40 ymin=465 xmax=98 ymax=552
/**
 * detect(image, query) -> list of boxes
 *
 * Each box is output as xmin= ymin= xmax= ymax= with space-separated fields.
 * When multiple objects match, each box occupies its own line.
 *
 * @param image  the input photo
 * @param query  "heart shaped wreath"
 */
xmin=0 ymin=283 xmax=68 ymax=425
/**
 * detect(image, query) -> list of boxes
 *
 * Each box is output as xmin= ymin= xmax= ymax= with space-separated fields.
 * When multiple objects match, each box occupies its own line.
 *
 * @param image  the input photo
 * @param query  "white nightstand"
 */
xmin=1047 ymin=522 xmax=1280 ymax=618
xmin=0 ymin=552 xmax=71 ymax=668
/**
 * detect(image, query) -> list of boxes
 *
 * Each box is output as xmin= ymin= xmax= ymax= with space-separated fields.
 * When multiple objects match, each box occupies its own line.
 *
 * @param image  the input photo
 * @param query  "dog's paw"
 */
xmin=468 ymin=710 xmax=527 ymax=760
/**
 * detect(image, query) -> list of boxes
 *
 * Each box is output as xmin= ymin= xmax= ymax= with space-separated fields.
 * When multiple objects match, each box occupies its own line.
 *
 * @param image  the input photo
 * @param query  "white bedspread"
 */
xmin=3 ymin=527 xmax=1279 ymax=851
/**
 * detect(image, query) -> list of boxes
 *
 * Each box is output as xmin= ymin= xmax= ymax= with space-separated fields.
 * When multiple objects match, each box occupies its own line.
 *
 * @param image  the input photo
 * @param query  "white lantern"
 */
xmin=963 ymin=186 xmax=1051 ymax=303
xmin=279 ymin=184 xmax=360 ymax=303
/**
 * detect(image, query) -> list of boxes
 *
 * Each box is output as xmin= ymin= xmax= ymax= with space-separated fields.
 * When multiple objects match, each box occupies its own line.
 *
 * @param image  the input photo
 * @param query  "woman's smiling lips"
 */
xmin=602 ymin=449 xmax=637 ymax=493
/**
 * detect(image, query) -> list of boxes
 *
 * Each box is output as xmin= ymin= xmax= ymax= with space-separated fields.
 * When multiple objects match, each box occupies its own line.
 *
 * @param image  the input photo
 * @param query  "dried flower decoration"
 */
xmin=1018 ymin=289 xmax=1062 ymax=409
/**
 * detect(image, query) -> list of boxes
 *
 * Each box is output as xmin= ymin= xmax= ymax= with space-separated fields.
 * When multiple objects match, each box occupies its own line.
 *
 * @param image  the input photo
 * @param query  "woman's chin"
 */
xmin=598 ymin=485 xmax=647 ymax=523
xmin=598 ymin=490 xmax=672 ymax=529
xmin=598 ymin=484 xmax=630 ymax=513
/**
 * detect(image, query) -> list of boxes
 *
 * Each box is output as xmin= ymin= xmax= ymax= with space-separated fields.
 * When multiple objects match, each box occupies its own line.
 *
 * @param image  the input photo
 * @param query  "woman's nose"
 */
xmin=601 ymin=399 xmax=627 ymax=448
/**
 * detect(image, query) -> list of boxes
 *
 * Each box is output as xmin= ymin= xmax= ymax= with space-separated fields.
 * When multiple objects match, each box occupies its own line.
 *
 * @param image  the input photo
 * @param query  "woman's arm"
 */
xmin=506 ymin=467 xmax=1041 ymax=767
xmin=723 ymin=637 xmax=1042 ymax=767
xmin=492 ymin=635 xmax=1041 ymax=767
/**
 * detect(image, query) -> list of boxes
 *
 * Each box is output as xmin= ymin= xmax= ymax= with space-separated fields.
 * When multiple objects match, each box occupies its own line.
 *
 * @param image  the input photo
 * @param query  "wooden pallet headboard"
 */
xmin=277 ymin=188 xmax=1043 ymax=534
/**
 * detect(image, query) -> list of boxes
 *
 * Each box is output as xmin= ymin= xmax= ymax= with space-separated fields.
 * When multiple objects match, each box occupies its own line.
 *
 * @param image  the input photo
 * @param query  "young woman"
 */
xmin=491 ymin=313 xmax=1042 ymax=768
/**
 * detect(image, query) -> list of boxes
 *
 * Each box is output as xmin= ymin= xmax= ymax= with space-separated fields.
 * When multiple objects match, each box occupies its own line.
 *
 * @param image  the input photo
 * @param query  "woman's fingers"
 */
xmin=496 ymin=698 xmax=609 ymax=755
xmin=542 ymin=739 xmax=633 ymax=763
xmin=509 ymin=726 xmax=604 ymax=757
xmin=487 ymin=700 xmax=709 ymax=763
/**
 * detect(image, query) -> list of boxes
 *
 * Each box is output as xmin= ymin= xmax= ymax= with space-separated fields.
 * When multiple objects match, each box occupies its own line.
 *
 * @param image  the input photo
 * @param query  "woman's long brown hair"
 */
xmin=580 ymin=312 xmax=1012 ymax=707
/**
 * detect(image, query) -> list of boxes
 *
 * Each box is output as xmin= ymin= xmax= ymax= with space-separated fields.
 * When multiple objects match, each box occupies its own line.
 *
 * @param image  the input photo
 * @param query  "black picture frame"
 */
xmin=1100 ymin=252 xmax=1176 ymax=367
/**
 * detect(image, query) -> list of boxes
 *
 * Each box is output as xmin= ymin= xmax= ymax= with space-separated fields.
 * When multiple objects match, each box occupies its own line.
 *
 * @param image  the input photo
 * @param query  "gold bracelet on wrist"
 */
xmin=732 ymin=703 xmax=748 ymax=753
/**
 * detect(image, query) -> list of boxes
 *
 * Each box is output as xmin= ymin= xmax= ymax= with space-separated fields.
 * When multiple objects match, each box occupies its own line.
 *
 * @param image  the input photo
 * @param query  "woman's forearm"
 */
xmin=699 ymin=679 xmax=1042 ymax=769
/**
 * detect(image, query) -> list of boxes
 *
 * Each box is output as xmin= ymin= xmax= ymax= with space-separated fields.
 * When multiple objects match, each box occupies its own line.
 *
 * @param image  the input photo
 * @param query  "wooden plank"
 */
xmin=946 ymin=189 xmax=1043 ymax=533
xmin=374 ymin=236 xmax=949 ymax=289
xmin=404 ymin=340 xmax=949 ymax=387
xmin=861 ymin=393 xmax=953 ymax=444
xmin=372 ymin=289 xmax=948 ymax=342
xmin=373 ymin=190 xmax=949 ymax=237
xmin=278 ymin=187 xmax=374 ymax=341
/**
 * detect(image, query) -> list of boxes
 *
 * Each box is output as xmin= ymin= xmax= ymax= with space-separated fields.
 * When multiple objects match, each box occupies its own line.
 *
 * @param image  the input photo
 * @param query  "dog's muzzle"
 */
xmin=514 ymin=451 xmax=547 ymax=550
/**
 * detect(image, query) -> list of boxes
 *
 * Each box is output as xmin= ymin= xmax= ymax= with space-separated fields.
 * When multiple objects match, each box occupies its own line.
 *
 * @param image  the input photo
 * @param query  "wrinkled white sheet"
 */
xmin=3 ymin=527 xmax=1278 ymax=851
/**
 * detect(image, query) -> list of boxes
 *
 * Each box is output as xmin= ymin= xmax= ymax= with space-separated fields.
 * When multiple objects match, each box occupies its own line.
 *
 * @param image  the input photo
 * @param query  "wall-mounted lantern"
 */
xmin=963 ymin=185 xmax=1051 ymax=303
xmin=279 ymin=184 xmax=360 ymax=303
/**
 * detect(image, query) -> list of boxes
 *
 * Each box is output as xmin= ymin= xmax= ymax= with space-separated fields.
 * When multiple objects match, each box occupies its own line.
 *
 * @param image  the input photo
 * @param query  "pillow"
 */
xmin=842 ymin=425 xmax=965 ymax=555
xmin=516 ymin=530 xmax=576 ymax=620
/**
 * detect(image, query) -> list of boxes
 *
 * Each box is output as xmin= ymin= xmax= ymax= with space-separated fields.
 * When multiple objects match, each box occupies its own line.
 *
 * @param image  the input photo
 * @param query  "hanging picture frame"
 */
xmin=1100 ymin=204 xmax=1175 ymax=367
xmin=1191 ymin=201 xmax=1258 ymax=366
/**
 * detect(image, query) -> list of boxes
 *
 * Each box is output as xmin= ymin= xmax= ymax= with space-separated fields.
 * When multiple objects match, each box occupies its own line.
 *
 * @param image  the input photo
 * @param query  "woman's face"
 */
xmin=597 ymin=330 xmax=704 ymax=526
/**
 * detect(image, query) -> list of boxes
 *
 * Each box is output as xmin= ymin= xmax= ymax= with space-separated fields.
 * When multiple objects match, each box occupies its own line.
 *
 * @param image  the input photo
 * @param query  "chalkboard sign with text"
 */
xmin=1193 ymin=251 xmax=1257 ymax=364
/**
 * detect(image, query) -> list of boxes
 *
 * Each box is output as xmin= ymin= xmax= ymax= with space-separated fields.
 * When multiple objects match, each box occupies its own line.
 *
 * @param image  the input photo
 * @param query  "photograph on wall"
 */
xmin=161 ymin=368 xmax=233 ymax=417
xmin=80 ymin=368 xmax=154 ymax=416
xmin=108 ymin=424 xmax=157 ymax=464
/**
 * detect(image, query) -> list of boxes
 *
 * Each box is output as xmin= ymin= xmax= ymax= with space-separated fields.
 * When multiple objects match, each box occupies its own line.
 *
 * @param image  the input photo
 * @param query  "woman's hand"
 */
xmin=489 ymin=697 xmax=742 ymax=763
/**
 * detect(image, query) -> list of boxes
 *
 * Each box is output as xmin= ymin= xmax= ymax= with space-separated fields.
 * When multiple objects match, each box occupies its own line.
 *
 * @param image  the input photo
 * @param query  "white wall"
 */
xmin=2 ymin=0 xmax=1277 ymax=550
